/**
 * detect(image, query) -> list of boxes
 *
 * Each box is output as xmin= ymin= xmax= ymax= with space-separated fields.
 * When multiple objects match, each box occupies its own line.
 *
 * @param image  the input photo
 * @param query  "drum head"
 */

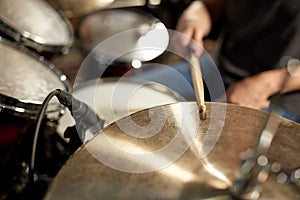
xmin=78 ymin=9 xmax=169 ymax=62
xmin=45 ymin=102 xmax=300 ymax=199
xmin=0 ymin=0 xmax=73 ymax=53
xmin=0 ymin=40 xmax=70 ymax=118
xmin=56 ymin=78 xmax=183 ymax=137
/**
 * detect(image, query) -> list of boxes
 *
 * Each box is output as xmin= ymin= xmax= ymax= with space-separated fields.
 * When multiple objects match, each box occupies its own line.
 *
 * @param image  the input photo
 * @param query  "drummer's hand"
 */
xmin=226 ymin=72 xmax=283 ymax=110
xmin=171 ymin=1 xmax=212 ymax=57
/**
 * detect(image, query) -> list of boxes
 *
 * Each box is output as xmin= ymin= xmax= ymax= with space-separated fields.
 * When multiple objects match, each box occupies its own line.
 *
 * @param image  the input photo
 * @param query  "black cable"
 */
xmin=29 ymin=88 xmax=104 ymax=184
xmin=30 ymin=89 xmax=61 ymax=182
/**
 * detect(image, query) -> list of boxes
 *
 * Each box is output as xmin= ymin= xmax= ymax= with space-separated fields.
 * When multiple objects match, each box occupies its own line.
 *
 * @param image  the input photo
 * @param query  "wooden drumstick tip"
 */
xmin=200 ymin=105 xmax=207 ymax=120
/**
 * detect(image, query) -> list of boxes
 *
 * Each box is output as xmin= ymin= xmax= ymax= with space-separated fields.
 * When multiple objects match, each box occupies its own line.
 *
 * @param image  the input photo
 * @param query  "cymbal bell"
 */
xmin=45 ymin=102 xmax=300 ymax=199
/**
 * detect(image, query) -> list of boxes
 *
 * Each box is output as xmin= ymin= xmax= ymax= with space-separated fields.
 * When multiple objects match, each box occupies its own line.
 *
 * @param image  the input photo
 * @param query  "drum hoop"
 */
xmin=0 ymin=3 xmax=74 ymax=54
xmin=0 ymin=97 xmax=41 ymax=119
xmin=0 ymin=38 xmax=71 ymax=118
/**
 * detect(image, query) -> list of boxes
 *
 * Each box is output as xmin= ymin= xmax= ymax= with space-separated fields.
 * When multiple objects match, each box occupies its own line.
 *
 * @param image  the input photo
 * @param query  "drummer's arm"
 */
xmin=176 ymin=0 xmax=224 ymax=36
xmin=175 ymin=0 xmax=224 ymax=56
xmin=261 ymin=67 xmax=300 ymax=94
xmin=225 ymin=67 xmax=300 ymax=110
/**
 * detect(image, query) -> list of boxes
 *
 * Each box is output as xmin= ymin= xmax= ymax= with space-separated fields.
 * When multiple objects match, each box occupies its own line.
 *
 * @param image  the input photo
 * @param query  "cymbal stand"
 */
xmin=229 ymin=99 xmax=281 ymax=199
xmin=230 ymin=60 xmax=300 ymax=199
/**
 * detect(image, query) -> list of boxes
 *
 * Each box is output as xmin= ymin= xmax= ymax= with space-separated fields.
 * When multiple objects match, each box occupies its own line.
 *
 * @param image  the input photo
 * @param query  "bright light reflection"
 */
xmin=136 ymin=22 xmax=169 ymax=61
xmin=15 ymin=107 xmax=26 ymax=113
xmin=99 ymin=104 xmax=197 ymax=182
xmin=131 ymin=59 xmax=142 ymax=69
xmin=192 ymin=138 xmax=231 ymax=189
xmin=161 ymin=162 xmax=197 ymax=183
xmin=201 ymin=158 xmax=232 ymax=189
xmin=60 ymin=75 xmax=67 ymax=81
xmin=106 ymin=134 xmax=197 ymax=183
xmin=105 ymin=104 xmax=197 ymax=182
xmin=149 ymin=0 xmax=161 ymax=5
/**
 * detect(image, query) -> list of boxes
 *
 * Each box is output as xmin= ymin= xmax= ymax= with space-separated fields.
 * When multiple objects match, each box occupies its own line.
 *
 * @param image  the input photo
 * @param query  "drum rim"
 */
xmin=0 ymin=0 xmax=74 ymax=54
xmin=0 ymin=37 xmax=71 ymax=118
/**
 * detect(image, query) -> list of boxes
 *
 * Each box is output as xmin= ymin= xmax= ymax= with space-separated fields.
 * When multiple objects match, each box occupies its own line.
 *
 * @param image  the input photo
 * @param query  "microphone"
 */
xmin=55 ymin=89 xmax=104 ymax=143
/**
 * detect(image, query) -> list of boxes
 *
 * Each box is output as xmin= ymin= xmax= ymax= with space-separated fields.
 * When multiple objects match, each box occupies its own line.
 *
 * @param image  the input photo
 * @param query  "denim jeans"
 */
xmin=129 ymin=54 xmax=300 ymax=123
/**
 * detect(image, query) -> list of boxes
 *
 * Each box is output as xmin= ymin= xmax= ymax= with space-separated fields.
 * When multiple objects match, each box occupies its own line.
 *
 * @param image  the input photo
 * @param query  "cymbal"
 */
xmin=45 ymin=102 xmax=300 ymax=199
xmin=78 ymin=9 xmax=169 ymax=63
xmin=46 ymin=0 xmax=115 ymax=18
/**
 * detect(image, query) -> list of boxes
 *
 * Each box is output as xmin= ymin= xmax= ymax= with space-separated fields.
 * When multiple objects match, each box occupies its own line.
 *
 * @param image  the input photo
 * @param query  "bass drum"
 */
xmin=57 ymin=78 xmax=183 ymax=141
xmin=0 ymin=0 xmax=74 ymax=55
xmin=0 ymin=38 xmax=70 ymax=198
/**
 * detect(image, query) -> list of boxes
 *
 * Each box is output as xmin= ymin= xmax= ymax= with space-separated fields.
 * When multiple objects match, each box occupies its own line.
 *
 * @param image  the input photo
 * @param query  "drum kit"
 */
xmin=0 ymin=0 xmax=299 ymax=200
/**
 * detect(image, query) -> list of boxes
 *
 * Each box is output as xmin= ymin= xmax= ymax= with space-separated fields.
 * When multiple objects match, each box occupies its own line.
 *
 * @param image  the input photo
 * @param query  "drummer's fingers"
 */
xmin=189 ymin=30 xmax=204 ymax=57
xmin=172 ymin=27 xmax=193 ymax=49
xmin=171 ymin=28 xmax=204 ymax=58
xmin=260 ymin=100 xmax=271 ymax=110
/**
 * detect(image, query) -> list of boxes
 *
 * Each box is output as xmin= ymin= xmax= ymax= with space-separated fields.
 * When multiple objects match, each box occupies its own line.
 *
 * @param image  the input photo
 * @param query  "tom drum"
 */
xmin=57 ymin=78 xmax=183 ymax=140
xmin=0 ymin=0 xmax=74 ymax=54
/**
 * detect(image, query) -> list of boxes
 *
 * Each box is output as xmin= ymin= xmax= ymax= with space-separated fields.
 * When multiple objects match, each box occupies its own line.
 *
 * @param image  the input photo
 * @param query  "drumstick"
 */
xmin=190 ymin=53 xmax=206 ymax=120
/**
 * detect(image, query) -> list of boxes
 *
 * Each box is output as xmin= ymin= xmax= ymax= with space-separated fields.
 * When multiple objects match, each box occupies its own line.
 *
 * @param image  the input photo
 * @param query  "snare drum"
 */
xmin=57 ymin=78 xmax=183 ymax=138
xmin=0 ymin=0 xmax=74 ymax=54
xmin=0 ymin=40 xmax=70 ymax=119
xmin=0 ymin=39 xmax=70 ymax=195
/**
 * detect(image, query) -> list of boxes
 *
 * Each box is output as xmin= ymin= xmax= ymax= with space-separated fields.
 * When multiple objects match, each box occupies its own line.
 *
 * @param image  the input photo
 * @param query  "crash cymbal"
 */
xmin=46 ymin=0 xmax=115 ymax=18
xmin=44 ymin=102 xmax=300 ymax=199
xmin=78 ymin=9 xmax=169 ymax=63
